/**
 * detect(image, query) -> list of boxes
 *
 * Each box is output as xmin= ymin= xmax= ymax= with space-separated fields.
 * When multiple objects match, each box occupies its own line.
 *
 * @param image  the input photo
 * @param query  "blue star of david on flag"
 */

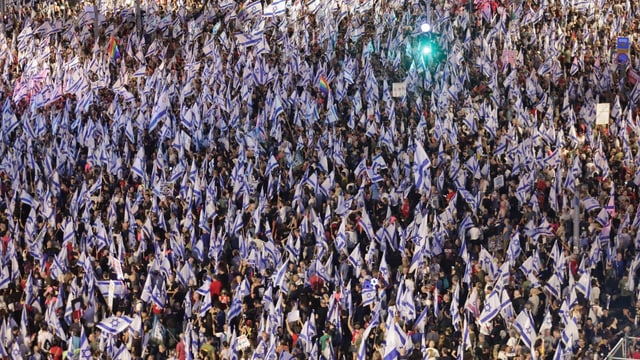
xmin=96 ymin=316 xmax=133 ymax=335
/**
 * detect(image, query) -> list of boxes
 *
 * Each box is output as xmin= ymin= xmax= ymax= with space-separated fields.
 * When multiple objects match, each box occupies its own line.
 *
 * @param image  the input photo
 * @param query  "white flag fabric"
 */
xmin=96 ymin=316 xmax=133 ymax=335
xmin=561 ymin=317 xmax=580 ymax=348
xmin=513 ymin=310 xmax=537 ymax=351
xmin=477 ymin=290 xmax=501 ymax=327
xmin=413 ymin=141 xmax=431 ymax=193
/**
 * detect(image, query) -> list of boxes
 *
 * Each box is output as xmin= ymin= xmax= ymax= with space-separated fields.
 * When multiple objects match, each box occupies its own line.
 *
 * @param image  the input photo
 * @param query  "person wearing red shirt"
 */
xmin=175 ymin=334 xmax=186 ymax=360
xmin=569 ymin=254 xmax=579 ymax=278
xmin=49 ymin=343 xmax=63 ymax=360
xmin=210 ymin=275 xmax=223 ymax=299
xmin=630 ymin=343 xmax=640 ymax=359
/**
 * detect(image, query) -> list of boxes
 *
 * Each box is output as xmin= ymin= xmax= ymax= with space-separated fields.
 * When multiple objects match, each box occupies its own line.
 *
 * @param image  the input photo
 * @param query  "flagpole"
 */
xmin=572 ymin=194 xmax=580 ymax=255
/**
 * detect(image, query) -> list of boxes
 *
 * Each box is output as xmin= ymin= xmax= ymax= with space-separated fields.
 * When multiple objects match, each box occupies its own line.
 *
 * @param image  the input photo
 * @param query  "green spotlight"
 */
xmin=422 ymin=44 xmax=433 ymax=56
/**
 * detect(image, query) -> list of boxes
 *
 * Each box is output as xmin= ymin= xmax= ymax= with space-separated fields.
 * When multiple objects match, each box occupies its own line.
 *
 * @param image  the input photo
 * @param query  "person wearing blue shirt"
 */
xmin=611 ymin=252 xmax=626 ymax=280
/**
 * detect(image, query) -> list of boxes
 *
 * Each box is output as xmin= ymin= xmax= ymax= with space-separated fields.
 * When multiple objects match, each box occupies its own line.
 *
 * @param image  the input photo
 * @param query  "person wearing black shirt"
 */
xmin=476 ymin=333 xmax=491 ymax=360
xmin=440 ymin=347 xmax=455 ymax=360
xmin=584 ymin=318 xmax=596 ymax=344
xmin=213 ymin=305 xmax=226 ymax=334
xmin=153 ymin=343 xmax=168 ymax=360
xmin=512 ymin=289 xmax=526 ymax=315
xmin=315 ymin=296 xmax=329 ymax=330
xmin=574 ymin=338 xmax=587 ymax=358
xmin=245 ymin=298 xmax=262 ymax=325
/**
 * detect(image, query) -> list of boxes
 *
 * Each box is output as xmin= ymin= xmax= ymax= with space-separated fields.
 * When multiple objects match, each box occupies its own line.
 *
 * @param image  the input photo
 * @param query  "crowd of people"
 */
xmin=0 ymin=0 xmax=638 ymax=358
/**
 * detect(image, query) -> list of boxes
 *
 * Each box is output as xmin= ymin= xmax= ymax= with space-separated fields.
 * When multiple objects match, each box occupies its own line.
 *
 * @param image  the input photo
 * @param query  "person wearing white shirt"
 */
xmin=36 ymin=325 xmax=53 ymax=351
xmin=589 ymin=300 xmax=604 ymax=326
xmin=590 ymin=279 xmax=601 ymax=305
xmin=528 ymin=288 xmax=541 ymax=318
xmin=497 ymin=344 xmax=511 ymax=360
xmin=425 ymin=340 xmax=440 ymax=359
xmin=220 ymin=341 xmax=232 ymax=360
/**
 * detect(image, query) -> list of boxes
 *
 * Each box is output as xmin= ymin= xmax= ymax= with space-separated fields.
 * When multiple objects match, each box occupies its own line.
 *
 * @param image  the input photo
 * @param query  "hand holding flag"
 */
xmin=107 ymin=36 xmax=120 ymax=62
xmin=319 ymin=76 xmax=330 ymax=96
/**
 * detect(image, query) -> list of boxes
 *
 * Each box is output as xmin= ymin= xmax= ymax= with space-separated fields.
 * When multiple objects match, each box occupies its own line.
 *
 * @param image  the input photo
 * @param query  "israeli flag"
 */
xmin=96 ymin=316 xmax=133 ymax=335
xmin=263 ymin=0 xmax=286 ymax=16
xmin=235 ymin=33 xmax=261 ymax=48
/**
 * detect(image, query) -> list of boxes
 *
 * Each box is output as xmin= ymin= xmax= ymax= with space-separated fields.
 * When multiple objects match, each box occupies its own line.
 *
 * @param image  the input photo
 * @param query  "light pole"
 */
xmin=135 ymin=0 xmax=142 ymax=37
xmin=417 ymin=22 xmax=443 ymax=69
xmin=93 ymin=0 xmax=100 ymax=40
xmin=573 ymin=194 xmax=580 ymax=253
xmin=0 ymin=0 xmax=6 ymax=36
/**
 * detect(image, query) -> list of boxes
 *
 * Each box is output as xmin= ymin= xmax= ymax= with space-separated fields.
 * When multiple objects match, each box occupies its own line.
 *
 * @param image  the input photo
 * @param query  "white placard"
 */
xmin=494 ymin=175 xmax=504 ymax=190
xmin=596 ymin=103 xmax=610 ymax=125
xmin=237 ymin=335 xmax=251 ymax=350
xmin=392 ymin=82 xmax=407 ymax=98
xmin=287 ymin=310 xmax=300 ymax=323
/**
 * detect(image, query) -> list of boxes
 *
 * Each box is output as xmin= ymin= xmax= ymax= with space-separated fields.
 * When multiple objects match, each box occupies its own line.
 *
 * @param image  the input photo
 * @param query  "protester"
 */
xmin=0 ymin=0 xmax=637 ymax=359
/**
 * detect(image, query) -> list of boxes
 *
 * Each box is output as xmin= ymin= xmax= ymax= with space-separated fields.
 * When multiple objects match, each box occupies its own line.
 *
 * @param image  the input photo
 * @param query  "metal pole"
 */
xmin=135 ymin=0 xmax=142 ymax=38
xmin=93 ymin=0 xmax=100 ymax=41
xmin=0 ymin=0 xmax=5 ymax=37
xmin=573 ymin=194 xmax=580 ymax=252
